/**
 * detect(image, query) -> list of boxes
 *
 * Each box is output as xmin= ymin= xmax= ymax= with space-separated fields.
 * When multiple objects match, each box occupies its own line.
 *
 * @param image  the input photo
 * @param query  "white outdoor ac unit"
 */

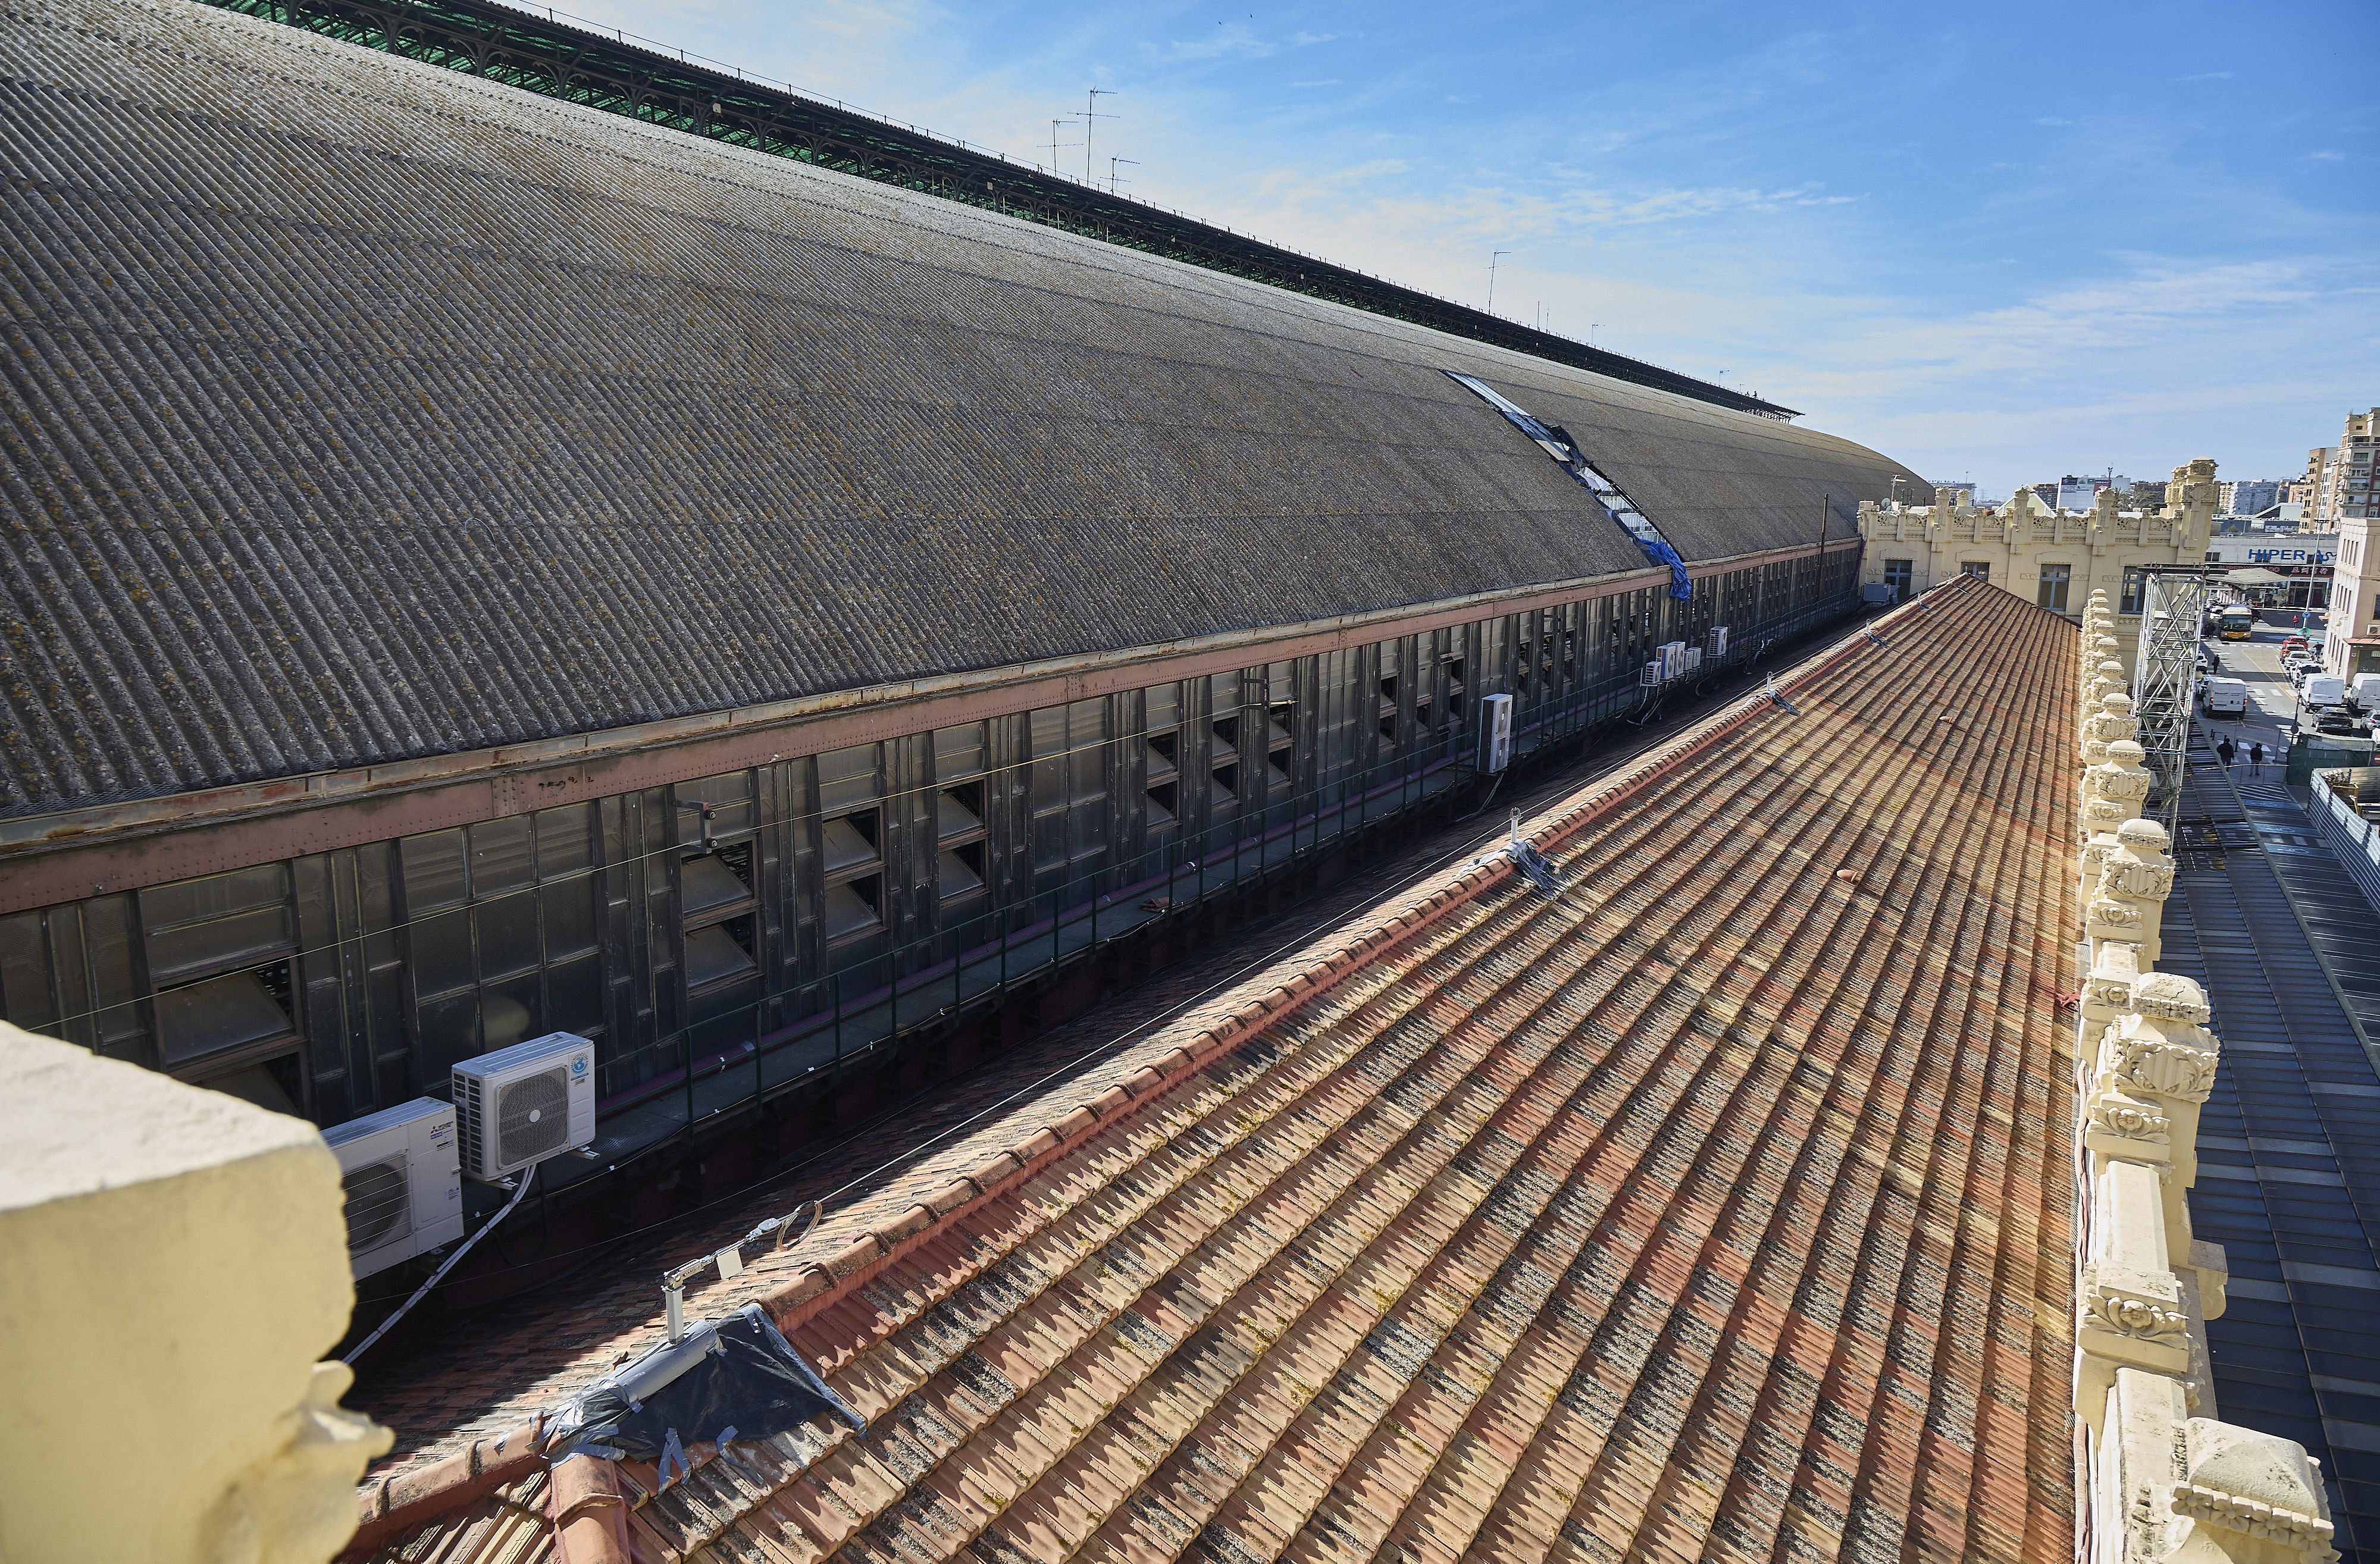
xmin=1479 ymin=692 xmax=1514 ymax=773
xmin=323 ymin=1097 xmax=464 ymax=1278
xmin=1709 ymin=625 xmax=1730 ymax=659
xmin=452 ymin=1032 xmax=596 ymax=1183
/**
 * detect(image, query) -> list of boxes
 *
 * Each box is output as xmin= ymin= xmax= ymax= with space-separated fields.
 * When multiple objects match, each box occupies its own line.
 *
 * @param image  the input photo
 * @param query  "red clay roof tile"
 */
xmin=352 ymin=577 xmax=2077 ymax=1563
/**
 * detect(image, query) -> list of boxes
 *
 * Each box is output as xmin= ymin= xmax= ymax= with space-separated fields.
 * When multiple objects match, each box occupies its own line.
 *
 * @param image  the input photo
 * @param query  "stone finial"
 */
xmin=2172 ymin=1417 xmax=2340 ymax=1563
xmin=2091 ymin=659 xmax=2131 ymax=706
xmin=2082 ymin=690 xmax=2140 ymax=767
xmin=2083 ymin=740 xmax=2154 ymax=830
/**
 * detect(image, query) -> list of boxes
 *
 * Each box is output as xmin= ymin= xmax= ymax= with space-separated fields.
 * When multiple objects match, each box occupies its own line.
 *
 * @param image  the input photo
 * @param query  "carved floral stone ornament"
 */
xmin=2082 ymin=970 xmax=2138 ymax=1014
xmin=2111 ymin=1036 xmax=2220 ymax=1103
xmin=2090 ymin=895 xmax=2145 ymax=932
xmin=2085 ymin=1283 xmax=2192 ymax=1344
xmin=2089 ymin=1096 xmax=2172 ymax=1144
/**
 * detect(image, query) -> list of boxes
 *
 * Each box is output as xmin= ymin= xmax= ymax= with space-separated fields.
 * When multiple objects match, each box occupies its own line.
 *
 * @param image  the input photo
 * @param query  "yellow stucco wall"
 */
xmin=0 ymin=1024 xmax=388 ymax=1564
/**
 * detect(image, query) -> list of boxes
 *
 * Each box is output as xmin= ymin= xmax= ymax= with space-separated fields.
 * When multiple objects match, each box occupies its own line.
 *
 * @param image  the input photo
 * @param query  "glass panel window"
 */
xmin=473 ymin=889 xmax=541 ymax=980
xmin=822 ymin=814 xmax=881 ymax=877
xmin=684 ymin=926 xmax=758 ymax=991
xmin=155 ymin=969 xmax=293 ymax=1067
xmin=468 ymin=816 xmax=534 ymax=897
xmin=2119 ymin=566 xmax=2146 ymax=616
xmin=141 ymin=865 xmax=295 ymax=987
xmin=823 ymin=880 xmax=881 ymax=942
xmin=938 ymin=848 xmax=987 ymax=898
xmin=2038 ymin=563 xmax=2073 ymax=613
xmin=1959 ymin=561 xmax=1990 ymax=581
xmin=681 ymin=855 xmax=754 ymax=922
xmin=1883 ymin=559 xmax=1913 ymax=601
xmin=816 ymin=746 xmax=879 ymax=816
xmin=933 ymin=723 xmax=986 ymax=782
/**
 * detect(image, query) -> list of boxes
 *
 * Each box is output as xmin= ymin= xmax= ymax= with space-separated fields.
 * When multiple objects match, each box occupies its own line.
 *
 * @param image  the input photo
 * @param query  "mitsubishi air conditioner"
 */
xmin=323 ymin=1097 xmax=464 ymax=1278
xmin=452 ymin=1032 xmax=596 ymax=1182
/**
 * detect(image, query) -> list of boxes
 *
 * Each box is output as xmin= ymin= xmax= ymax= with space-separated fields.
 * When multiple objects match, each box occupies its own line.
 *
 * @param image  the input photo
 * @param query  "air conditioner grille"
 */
xmin=342 ymin=1157 xmax=411 ymax=1254
xmin=497 ymin=1068 xmax=571 ymax=1165
xmin=455 ymin=1072 xmax=486 ymax=1173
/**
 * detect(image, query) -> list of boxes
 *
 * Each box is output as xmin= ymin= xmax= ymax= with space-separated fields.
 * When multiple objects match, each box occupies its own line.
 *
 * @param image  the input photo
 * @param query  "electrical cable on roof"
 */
xmin=340 ymin=627 xmax=1840 ymax=1316
xmin=343 ymin=1164 xmax=538 ymax=1365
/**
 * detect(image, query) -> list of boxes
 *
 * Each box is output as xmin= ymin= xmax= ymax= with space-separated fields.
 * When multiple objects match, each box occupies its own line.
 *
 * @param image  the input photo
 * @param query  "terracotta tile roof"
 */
xmin=350 ymin=576 xmax=2081 ymax=1562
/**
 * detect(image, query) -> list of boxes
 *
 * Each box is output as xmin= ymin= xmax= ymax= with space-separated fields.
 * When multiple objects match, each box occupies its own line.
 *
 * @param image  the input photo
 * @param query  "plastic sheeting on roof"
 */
xmin=1445 ymin=373 xmax=1694 ymax=600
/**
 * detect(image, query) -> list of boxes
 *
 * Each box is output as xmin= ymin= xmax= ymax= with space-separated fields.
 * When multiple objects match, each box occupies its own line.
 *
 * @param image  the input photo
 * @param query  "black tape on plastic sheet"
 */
xmin=555 ymin=1304 xmax=864 ymax=1465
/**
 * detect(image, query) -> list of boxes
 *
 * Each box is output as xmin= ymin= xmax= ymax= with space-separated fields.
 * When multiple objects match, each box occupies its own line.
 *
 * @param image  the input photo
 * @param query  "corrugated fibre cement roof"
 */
xmin=354 ymin=576 xmax=2080 ymax=1564
xmin=0 ymin=0 xmax=1915 ymax=817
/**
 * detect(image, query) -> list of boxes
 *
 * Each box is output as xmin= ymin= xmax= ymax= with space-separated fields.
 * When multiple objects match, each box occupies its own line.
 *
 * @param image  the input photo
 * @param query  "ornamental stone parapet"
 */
xmin=2084 ymin=691 xmax=2141 ymax=769
xmin=2084 ymin=740 xmax=2154 ymax=836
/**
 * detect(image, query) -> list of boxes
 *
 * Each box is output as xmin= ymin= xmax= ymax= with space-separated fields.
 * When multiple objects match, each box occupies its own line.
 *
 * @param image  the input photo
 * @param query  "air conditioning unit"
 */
xmin=1709 ymin=625 xmax=1730 ymax=658
xmin=1656 ymin=640 xmax=1688 ymax=681
xmin=322 ymin=1098 xmax=464 ymax=1278
xmin=1479 ymin=692 xmax=1514 ymax=773
xmin=452 ymin=1032 xmax=597 ymax=1183
xmin=1684 ymin=646 xmax=1703 ymax=673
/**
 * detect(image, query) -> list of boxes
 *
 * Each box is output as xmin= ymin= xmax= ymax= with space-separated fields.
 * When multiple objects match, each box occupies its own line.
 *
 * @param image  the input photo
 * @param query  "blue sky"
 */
xmin=559 ymin=0 xmax=2373 ymax=497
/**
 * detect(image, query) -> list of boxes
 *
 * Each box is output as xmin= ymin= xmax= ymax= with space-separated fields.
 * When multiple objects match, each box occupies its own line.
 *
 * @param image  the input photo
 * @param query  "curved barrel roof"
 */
xmin=0 ymin=0 xmax=1916 ymax=816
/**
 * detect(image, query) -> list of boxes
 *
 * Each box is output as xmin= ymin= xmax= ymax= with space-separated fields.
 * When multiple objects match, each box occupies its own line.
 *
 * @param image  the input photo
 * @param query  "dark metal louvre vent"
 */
xmin=342 ymin=1157 xmax=411 ymax=1253
xmin=453 ymin=1072 xmax=486 ymax=1172
xmin=497 ymin=1069 xmax=571 ymax=1165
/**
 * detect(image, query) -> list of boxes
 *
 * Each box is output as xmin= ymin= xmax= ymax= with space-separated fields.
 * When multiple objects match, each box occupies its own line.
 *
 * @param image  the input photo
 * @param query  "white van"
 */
xmin=2201 ymin=678 xmax=2249 ymax=718
xmin=2302 ymin=673 xmax=2347 ymax=710
xmin=2350 ymin=673 xmax=2380 ymax=712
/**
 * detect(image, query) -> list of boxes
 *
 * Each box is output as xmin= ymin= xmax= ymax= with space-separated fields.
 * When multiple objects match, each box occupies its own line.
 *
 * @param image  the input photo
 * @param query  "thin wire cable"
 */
xmin=32 ymin=590 xmax=1821 ymax=1042
xmin=32 ymin=644 xmax=1648 ymax=1037
xmin=370 ymin=665 xmax=1759 ymax=1300
xmin=344 ymin=1164 xmax=539 ymax=1364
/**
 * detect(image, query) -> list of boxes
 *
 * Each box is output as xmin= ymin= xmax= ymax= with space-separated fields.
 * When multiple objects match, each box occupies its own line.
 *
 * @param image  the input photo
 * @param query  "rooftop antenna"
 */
xmin=1047 ymin=117 xmax=1081 ymax=172
xmin=1107 ymin=155 xmax=1138 ymax=194
xmin=1082 ymin=87 xmax=1117 ymax=184
xmin=1590 ymin=323 xmax=1599 ymax=346
xmin=1487 ymin=250 xmax=1512 ymax=314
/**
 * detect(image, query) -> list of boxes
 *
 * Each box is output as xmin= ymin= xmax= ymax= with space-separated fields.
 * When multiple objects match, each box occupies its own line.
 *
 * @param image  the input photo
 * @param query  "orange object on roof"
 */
xmin=351 ymin=575 xmax=2078 ymax=1563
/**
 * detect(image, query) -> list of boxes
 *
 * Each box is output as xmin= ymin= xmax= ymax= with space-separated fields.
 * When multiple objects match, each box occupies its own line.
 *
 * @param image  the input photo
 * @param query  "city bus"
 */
xmin=2217 ymin=604 xmax=2258 ymax=641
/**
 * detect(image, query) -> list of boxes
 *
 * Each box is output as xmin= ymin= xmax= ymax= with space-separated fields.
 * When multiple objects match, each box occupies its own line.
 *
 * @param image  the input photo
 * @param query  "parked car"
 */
xmin=2281 ymin=635 xmax=2309 ymax=655
xmin=2315 ymin=710 xmax=2362 ymax=736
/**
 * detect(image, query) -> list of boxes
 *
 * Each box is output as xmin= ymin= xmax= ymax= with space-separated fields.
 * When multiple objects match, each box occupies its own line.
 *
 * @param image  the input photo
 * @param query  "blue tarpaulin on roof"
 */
xmin=1445 ymin=373 xmax=1693 ymax=600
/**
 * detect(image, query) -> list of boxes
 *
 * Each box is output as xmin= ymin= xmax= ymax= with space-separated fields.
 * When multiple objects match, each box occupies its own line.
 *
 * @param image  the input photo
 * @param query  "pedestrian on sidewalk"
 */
xmin=2249 ymin=740 xmax=2265 ymax=777
xmin=2218 ymin=736 xmax=2235 ymax=770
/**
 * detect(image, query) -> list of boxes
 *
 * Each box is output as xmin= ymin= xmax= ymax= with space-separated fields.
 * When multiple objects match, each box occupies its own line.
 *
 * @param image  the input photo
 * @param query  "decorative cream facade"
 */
xmin=2069 ymin=591 xmax=2342 ymax=1564
xmin=0 ymin=1024 xmax=389 ymax=1564
xmin=2324 ymin=515 xmax=2380 ymax=678
xmin=1861 ymin=460 xmax=2221 ymax=665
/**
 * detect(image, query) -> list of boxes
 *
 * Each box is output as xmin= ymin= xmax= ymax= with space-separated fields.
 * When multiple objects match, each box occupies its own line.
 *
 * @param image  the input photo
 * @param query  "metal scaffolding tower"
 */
xmin=2132 ymin=571 xmax=2215 ymax=831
